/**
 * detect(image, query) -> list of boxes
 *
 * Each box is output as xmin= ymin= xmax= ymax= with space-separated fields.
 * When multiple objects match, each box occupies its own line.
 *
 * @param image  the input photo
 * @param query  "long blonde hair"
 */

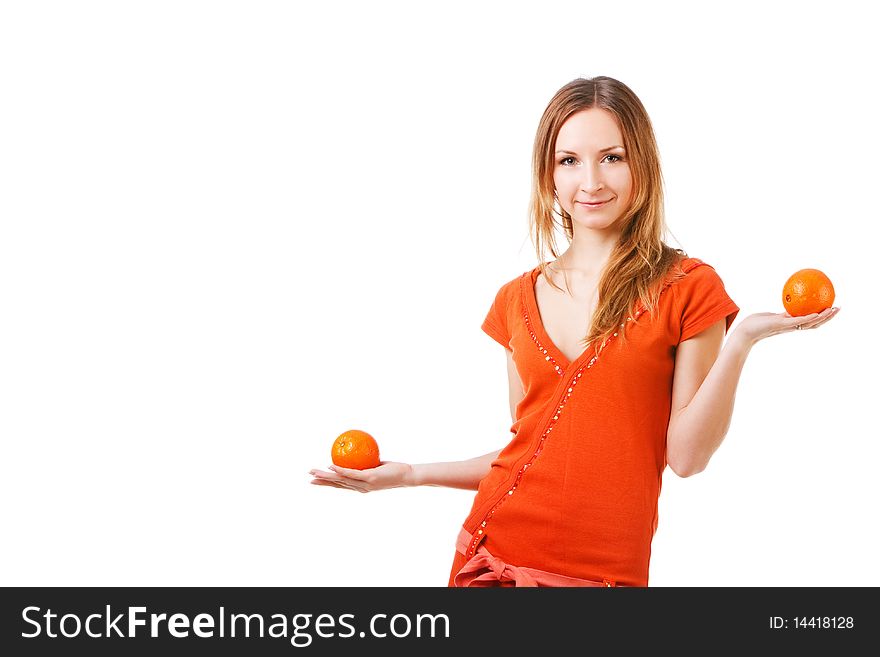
xmin=528 ymin=76 xmax=686 ymax=356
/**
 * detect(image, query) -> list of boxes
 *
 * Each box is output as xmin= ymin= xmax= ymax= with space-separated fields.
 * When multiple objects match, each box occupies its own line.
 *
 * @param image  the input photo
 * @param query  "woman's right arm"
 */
xmin=309 ymin=349 xmax=524 ymax=493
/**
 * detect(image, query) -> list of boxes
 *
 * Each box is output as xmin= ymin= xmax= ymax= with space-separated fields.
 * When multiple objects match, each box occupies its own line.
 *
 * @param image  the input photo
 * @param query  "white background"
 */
xmin=2 ymin=1 xmax=877 ymax=587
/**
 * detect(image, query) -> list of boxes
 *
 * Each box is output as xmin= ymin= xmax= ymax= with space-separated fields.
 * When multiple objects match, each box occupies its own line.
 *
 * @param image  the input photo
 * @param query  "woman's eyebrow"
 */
xmin=555 ymin=145 xmax=625 ymax=154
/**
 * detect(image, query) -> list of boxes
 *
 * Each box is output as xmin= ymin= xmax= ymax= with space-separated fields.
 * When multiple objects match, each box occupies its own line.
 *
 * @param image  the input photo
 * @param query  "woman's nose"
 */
xmin=579 ymin=165 xmax=604 ymax=192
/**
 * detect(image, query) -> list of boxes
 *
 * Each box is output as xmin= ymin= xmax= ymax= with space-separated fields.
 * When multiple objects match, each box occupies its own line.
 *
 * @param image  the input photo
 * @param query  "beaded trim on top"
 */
xmin=522 ymin=307 xmax=566 ymax=377
xmin=466 ymin=306 xmax=645 ymax=558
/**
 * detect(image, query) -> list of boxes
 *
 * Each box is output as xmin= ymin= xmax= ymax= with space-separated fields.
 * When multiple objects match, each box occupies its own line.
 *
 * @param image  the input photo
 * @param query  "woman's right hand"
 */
xmin=309 ymin=461 xmax=415 ymax=493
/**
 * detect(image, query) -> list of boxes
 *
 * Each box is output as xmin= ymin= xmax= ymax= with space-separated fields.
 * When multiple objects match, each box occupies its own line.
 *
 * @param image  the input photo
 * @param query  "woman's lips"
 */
xmin=577 ymin=200 xmax=610 ymax=209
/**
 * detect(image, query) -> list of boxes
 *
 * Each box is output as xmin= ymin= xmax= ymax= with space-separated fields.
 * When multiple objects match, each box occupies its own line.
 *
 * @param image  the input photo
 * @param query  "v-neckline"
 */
xmin=524 ymin=256 xmax=702 ymax=373
xmin=525 ymin=264 xmax=593 ymax=372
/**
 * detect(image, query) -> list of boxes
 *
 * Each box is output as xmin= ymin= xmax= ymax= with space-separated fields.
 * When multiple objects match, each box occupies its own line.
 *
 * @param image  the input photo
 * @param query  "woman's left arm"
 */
xmin=665 ymin=306 xmax=840 ymax=477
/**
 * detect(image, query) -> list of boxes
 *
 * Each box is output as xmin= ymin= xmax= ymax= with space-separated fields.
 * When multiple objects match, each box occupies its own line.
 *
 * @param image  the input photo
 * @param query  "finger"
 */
xmin=310 ymin=478 xmax=364 ymax=492
xmin=789 ymin=313 xmax=821 ymax=331
xmin=800 ymin=307 xmax=840 ymax=330
xmin=310 ymin=470 xmax=343 ymax=481
xmin=805 ymin=310 xmax=838 ymax=328
xmin=311 ymin=471 xmax=361 ymax=486
xmin=328 ymin=464 xmax=369 ymax=480
xmin=310 ymin=478 xmax=345 ymax=488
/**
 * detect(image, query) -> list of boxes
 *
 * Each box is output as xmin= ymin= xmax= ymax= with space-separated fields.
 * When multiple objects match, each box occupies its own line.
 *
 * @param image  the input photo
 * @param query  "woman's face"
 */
xmin=553 ymin=108 xmax=633 ymax=234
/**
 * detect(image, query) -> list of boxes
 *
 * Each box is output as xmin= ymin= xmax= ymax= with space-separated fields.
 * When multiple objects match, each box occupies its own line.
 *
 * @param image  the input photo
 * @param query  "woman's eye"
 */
xmin=558 ymin=154 xmax=623 ymax=166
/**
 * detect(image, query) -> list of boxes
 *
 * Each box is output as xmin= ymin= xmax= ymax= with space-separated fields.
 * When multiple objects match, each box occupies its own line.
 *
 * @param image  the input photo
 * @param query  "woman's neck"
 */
xmin=553 ymin=231 xmax=619 ymax=278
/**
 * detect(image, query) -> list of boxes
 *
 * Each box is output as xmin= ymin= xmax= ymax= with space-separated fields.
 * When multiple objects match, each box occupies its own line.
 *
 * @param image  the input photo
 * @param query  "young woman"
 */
xmin=309 ymin=76 xmax=839 ymax=587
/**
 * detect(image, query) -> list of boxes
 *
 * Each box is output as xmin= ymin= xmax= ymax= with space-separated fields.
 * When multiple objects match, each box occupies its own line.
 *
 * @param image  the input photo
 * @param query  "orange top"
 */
xmin=447 ymin=257 xmax=740 ymax=587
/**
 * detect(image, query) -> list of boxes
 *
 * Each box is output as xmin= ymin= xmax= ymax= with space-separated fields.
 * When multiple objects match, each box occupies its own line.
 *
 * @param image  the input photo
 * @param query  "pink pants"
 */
xmin=452 ymin=527 xmax=619 ymax=587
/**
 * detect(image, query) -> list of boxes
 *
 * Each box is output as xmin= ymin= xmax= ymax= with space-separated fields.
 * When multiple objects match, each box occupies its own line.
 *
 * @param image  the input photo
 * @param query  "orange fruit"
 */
xmin=331 ymin=429 xmax=380 ymax=470
xmin=782 ymin=268 xmax=835 ymax=317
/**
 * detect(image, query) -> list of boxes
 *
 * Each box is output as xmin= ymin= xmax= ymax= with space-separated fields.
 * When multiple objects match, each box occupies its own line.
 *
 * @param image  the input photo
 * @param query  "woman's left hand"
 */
xmin=734 ymin=306 xmax=839 ymax=346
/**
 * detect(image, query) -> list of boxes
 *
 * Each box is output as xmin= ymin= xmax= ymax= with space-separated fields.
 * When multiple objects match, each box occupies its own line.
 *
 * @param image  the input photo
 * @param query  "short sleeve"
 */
xmin=481 ymin=284 xmax=512 ymax=350
xmin=674 ymin=263 xmax=740 ymax=344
